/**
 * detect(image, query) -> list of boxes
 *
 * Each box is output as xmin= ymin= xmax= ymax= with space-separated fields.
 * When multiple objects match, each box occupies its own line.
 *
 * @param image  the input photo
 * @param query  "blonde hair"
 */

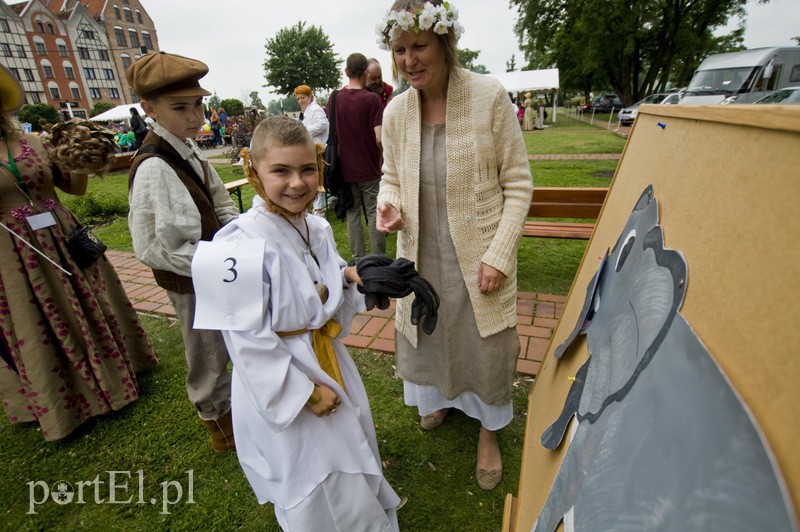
xmin=387 ymin=0 xmax=462 ymax=83
xmin=242 ymin=115 xmax=324 ymax=216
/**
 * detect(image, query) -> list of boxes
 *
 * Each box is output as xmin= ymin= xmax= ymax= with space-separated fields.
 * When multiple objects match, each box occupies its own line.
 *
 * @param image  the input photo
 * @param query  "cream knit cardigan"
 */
xmin=378 ymin=68 xmax=534 ymax=346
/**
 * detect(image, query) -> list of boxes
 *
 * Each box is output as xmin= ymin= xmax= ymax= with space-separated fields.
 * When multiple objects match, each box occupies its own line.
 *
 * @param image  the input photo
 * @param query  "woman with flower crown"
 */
xmin=376 ymin=0 xmax=533 ymax=491
xmin=0 ymin=65 xmax=158 ymax=441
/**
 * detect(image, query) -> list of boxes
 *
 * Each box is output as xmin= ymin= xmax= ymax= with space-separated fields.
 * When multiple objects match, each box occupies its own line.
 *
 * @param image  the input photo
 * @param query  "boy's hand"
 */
xmin=308 ymin=384 xmax=341 ymax=417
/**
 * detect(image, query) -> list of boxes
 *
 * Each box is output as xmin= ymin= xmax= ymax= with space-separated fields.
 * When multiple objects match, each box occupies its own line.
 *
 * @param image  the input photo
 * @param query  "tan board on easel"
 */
xmin=504 ymin=104 xmax=800 ymax=531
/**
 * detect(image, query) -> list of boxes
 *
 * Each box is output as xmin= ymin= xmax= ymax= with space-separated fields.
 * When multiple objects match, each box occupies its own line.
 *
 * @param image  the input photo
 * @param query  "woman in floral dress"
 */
xmin=0 ymin=66 xmax=157 ymax=441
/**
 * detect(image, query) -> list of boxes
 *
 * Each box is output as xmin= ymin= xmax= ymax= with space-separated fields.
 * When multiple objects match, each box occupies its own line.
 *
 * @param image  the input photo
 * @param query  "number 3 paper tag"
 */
xmin=191 ymin=239 xmax=265 ymax=331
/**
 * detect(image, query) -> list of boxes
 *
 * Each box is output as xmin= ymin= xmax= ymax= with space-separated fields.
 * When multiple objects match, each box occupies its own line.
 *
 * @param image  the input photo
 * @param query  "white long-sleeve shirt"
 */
xmin=128 ymin=122 xmax=239 ymax=276
xmin=301 ymin=101 xmax=329 ymax=144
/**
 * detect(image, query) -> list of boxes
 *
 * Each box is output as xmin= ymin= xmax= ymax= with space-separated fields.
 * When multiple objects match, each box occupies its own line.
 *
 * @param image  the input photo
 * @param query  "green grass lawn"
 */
xmin=0 ymin=315 xmax=531 ymax=531
xmin=11 ymin=118 xmax=625 ymax=529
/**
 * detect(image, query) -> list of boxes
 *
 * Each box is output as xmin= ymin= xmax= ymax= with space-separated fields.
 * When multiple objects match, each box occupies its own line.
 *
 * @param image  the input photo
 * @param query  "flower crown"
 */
xmin=376 ymin=1 xmax=464 ymax=51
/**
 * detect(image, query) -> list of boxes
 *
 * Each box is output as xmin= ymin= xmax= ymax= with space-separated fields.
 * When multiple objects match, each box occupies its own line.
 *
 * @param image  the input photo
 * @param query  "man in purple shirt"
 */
xmin=335 ymin=53 xmax=385 ymax=259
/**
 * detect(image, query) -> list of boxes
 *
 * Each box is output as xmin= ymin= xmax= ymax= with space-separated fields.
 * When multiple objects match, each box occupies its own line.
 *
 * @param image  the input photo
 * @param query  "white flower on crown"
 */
xmin=376 ymin=1 xmax=463 ymax=50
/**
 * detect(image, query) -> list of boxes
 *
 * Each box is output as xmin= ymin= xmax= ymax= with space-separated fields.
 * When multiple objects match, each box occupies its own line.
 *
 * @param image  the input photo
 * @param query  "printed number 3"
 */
xmin=223 ymin=257 xmax=238 ymax=283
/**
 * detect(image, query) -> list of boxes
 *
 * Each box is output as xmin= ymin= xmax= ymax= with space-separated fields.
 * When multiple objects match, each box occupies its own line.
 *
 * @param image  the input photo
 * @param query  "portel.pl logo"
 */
xmin=28 ymin=470 xmax=194 ymax=515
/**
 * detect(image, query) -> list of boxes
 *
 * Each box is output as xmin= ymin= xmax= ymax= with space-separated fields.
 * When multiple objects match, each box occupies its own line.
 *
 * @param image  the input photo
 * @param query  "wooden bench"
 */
xmin=225 ymin=178 xmax=249 ymax=211
xmin=524 ymin=187 xmax=607 ymax=239
xmin=108 ymin=152 xmax=134 ymax=171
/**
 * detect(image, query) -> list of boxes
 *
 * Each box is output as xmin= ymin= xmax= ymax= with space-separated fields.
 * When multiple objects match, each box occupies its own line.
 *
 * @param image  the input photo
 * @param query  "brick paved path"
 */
xmin=108 ymin=250 xmax=565 ymax=376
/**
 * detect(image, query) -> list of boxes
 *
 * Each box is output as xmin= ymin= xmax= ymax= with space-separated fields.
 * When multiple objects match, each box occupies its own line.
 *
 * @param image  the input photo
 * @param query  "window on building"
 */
xmin=35 ymin=41 xmax=46 ymax=55
xmin=89 ymin=87 xmax=101 ymax=99
xmin=82 ymin=29 xmax=95 ymax=40
xmin=142 ymin=32 xmax=152 ymax=50
xmin=64 ymin=66 xmax=75 ymax=79
xmin=24 ymin=69 xmax=34 ymax=81
xmin=98 ymin=49 xmax=109 ymax=61
xmin=70 ymin=87 xmax=80 ymax=99
xmin=1 ymin=43 xmax=11 ymax=57
xmin=57 ymin=43 xmax=67 ymax=57
xmin=109 ymin=87 xmax=120 ymax=99
xmin=47 ymin=24 xmax=54 ymax=34
xmin=49 ymin=86 xmax=60 ymax=99
xmin=1 ymin=19 xmax=11 ymax=32
xmin=84 ymin=67 xmax=96 ymax=79
xmin=114 ymin=27 xmax=126 ymax=46
xmin=103 ymin=68 xmax=115 ymax=80
xmin=114 ymin=5 xmax=121 ymax=20
xmin=15 ymin=45 xmax=26 ymax=58
xmin=43 ymin=65 xmax=54 ymax=78
xmin=28 ymin=92 xmax=41 ymax=104
xmin=128 ymin=30 xmax=139 ymax=49
xmin=78 ymin=47 xmax=90 ymax=59
xmin=36 ymin=21 xmax=44 ymax=32
xmin=124 ymin=8 xmax=133 ymax=23
xmin=121 ymin=54 xmax=131 ymax=70
xmin=10 ymin=68 xmax=20 ymax=80
xmin=136 ymin=10 xmax=143 ymax=24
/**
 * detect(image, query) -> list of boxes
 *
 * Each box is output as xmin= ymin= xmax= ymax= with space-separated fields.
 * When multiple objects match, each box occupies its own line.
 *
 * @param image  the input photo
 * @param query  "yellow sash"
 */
xmin=277 ymin=319 xmax=345 ymax=390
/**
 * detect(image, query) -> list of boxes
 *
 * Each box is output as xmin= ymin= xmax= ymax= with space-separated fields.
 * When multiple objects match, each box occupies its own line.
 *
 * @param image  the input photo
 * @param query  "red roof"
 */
xmin=77 ymin=0 xmax=105 ymax=18
xmin=8 ymin=2 xmax=29 ymax=15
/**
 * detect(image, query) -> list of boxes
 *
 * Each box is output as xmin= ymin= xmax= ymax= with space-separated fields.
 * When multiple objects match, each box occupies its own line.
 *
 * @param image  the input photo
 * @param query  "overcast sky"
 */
xmin=145 ymin=0 xmax=800 ymax=105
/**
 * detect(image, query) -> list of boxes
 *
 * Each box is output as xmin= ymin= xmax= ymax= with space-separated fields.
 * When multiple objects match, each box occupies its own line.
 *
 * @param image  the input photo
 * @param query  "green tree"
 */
xmin=219 ymin=98 xmax=245 ymax=116
xmin=17 ymin=103 xmax=60 ymax=130
xmin=511 ymin=0 xmax=758 ymax=104
xmin=459 ymin=48 xmax=489 ymax=74
xmin=263 ymin=22 xmax=342 ymax=95
xmin=249 ymin=91 xmax=266 ymax=110
xmin=208 ymin=94 xmax=221 ymax=111
xmin=266 ymin=96 xmax=300 ymax=116
xmin=90 ymin=102 xmax=116 ymax=117
xmin=506 ymin=54 xmax=518 ymax=72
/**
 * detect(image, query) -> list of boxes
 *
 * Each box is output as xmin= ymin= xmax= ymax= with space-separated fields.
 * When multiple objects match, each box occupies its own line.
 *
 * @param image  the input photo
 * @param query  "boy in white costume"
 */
xmin=192 ymin=116 xmax=400 ymax=531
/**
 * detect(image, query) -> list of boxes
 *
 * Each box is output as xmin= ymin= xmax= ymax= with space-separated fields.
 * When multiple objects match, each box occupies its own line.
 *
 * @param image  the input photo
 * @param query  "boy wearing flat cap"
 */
xmin=127 ymin=52 xmax=238 ymax=452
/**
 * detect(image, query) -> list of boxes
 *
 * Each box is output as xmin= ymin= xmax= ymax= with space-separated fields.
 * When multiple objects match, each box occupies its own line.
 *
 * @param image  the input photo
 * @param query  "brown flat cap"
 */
xmin=126 ymin=51 xmax=211 ymax=100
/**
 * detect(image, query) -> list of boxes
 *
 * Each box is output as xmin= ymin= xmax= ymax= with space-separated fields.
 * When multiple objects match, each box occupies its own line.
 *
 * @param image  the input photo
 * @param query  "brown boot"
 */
xmin=201 ymin=410 xmax=235 ymax=453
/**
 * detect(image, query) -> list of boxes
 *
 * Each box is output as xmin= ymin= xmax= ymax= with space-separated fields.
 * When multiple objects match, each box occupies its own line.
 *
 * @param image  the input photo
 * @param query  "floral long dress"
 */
xmin=0 ymin=134 xmax=158 ymax=441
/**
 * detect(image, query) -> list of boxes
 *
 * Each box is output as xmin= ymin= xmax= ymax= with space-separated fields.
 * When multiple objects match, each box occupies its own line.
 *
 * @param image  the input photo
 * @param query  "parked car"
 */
xmin=619 ymin=93 xmax=670 ymax=125
xmin=753 ymin=86 xmax=800 ymax=104
xmin=661 ymin=92 xmax=683 ymax=105
xmin=577 ymin=94 xmax=624 ymax=114
xmin=591 ymin=94 xmax=624 ymax=113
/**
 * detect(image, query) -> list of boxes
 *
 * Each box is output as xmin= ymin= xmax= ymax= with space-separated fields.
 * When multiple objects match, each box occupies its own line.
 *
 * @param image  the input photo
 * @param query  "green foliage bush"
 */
xmin=17 ymin=103 xmax=60 ymax=130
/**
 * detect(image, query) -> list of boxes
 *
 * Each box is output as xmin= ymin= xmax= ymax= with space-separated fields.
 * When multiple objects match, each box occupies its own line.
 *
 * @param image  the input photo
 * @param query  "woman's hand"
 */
xmin=376 ymin=201 xmax=403 ymax=233
xmin=478 ymin=263 xmax=506 ymax=294
xmin=307 ymin=384 xmax=341 ymax=417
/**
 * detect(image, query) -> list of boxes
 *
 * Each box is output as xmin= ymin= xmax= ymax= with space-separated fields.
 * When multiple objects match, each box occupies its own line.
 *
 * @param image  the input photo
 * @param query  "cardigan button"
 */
xmin=465 ymin=215 xmax=472 ymax=221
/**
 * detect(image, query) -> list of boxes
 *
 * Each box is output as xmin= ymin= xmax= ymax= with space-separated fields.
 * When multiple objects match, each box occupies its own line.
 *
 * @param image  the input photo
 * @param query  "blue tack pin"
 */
xmin=657 ymin=122 xmax=666 ymax=129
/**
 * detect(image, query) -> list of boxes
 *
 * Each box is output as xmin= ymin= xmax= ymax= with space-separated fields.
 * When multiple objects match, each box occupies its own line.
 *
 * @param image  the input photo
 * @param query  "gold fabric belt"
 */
xmin=277 ymin=319 xmax=345 ymax=389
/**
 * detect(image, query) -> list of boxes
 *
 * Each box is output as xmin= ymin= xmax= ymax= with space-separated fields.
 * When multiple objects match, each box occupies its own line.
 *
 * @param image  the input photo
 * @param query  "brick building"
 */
xmin=0 ymin=0 xmax=159 ymax=114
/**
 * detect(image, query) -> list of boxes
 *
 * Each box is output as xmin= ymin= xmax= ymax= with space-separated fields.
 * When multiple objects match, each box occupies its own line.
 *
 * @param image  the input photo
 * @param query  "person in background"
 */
xmin=335 ymin=53 xmax=385 ymax=260
xmin=210 ymin=108 xmax=223 ymax=147
xmin=127 ymin=52 xmax=239 ymax=453
xmin=294 ymin=84 xmax=329 ymax=218
xmin=375 ymin=0 xmax=533 ymax=491
xmin=366 ymin=58 xmax=394 ymax=109
xmin=0 ymin=64 xmax=158 ymax=441
xmin=193 ymin=115 xmax=400 ymax=530
xmin=129 ymin=106 xmax=148 ymax=149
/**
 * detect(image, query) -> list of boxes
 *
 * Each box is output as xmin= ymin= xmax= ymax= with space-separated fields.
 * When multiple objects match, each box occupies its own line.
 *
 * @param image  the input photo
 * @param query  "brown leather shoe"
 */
xmin=201 ymin=410 xmax=235 ymax=453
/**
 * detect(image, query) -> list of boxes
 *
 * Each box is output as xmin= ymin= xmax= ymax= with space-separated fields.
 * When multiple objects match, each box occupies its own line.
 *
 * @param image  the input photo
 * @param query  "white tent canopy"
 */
xmin=88 ymin=103 xmax=145 ymax=122
xmin=488 ymin=68 xmax=560 ymax=123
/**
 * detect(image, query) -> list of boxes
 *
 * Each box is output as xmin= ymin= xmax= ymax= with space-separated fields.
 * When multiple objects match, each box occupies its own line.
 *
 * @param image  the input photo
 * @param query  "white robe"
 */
xmin=212 ymin=196 xmax=400 ymax=520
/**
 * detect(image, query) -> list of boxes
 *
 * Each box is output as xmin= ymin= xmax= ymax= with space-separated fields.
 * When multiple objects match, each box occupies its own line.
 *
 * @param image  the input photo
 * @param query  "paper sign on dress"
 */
xmin=191 ymin=239 xmax=265 ymax=331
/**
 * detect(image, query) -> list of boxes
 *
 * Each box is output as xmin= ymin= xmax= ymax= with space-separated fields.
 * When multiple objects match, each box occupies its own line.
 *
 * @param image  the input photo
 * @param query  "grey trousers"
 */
xmin=346 ymin=179 xmax=386 ymax=259
xmin=167 ymin=290 xmax=232 ymax=420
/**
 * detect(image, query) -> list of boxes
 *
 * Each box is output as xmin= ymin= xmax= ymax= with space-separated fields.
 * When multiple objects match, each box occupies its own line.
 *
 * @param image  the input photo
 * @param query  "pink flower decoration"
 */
xmin=42 ymin=198 xmax=56 ymax=211
xmin=11 ymin=205 xmax=33 ymax=221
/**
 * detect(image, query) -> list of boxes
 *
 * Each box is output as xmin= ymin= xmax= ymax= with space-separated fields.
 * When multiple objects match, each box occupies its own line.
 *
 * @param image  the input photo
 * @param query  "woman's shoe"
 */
xmin=420 ymin=408 xmax=450 ymax=431
xmin=476 ymin=465 xmax=503 ymax=490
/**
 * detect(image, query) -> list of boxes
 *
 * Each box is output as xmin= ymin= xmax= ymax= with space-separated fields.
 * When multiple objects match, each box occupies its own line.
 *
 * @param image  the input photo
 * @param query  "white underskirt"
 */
xmin=403 ymin=381 xmax=513 ymax=431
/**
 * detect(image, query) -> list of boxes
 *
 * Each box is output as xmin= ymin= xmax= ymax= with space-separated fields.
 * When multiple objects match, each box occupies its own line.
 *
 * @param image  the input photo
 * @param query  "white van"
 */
xmin=680 ymin=47 xmax=800 ymax=105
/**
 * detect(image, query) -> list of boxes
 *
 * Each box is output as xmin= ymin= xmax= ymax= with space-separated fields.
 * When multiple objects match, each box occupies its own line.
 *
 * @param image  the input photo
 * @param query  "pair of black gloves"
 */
xmin=355 ymin=256 xmax=440 ymax=335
